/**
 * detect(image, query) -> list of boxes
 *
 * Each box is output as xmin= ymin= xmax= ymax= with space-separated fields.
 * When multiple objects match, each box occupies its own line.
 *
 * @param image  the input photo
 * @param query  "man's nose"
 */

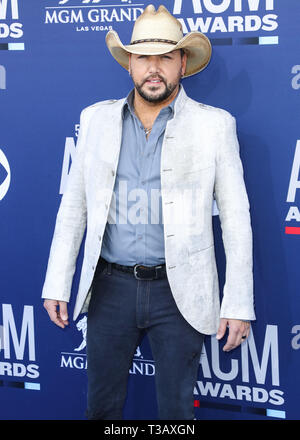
xmin=147 ymin=56 xmax=161 ymax=73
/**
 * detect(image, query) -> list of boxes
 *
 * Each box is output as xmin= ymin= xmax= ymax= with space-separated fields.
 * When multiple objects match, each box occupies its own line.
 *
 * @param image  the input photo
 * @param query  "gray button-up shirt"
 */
xmin=100 ymin=88 xmax=178 ymax=266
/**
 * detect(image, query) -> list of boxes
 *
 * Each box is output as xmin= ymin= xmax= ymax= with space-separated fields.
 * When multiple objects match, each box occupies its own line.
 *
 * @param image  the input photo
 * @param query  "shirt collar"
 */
xmin=122 ymin=84 xmax=181 ymax=120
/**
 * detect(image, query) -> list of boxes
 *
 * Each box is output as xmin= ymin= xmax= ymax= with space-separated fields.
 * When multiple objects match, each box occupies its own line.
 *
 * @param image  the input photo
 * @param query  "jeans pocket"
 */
xmin=93 ymin=259 xmax=108 ymax=282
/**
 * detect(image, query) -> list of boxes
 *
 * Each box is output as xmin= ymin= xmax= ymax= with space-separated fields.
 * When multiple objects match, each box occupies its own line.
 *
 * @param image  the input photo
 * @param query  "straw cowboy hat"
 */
xmin=105 ymin=4 xmax=212 ymax=77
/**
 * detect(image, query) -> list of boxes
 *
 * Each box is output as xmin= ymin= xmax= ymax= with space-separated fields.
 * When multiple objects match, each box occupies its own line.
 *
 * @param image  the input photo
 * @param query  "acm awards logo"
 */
xmin=195 ymin=325 xmax=284 ymax=410
xmin=0 ymin=0 xmax=23 ymax=39
xmin=44 ymin=0 xmax=144 ymax=33
xmin=172 ymin=0 xmax=278 ymax=35
xmin=286 ymin=139 xmax=300 ymax=232
xmin=284 ymin=66 xmax=300 ymax=235
xmin=0 ymin=304 xmax=39 ymax=383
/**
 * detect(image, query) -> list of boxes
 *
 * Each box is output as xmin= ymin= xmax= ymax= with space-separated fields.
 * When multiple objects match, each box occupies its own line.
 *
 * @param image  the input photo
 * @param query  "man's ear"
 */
xmin=128 ymin=53 xmax=132 ymax=76
xmin=181 ymin=52 xmax=187 ymax=77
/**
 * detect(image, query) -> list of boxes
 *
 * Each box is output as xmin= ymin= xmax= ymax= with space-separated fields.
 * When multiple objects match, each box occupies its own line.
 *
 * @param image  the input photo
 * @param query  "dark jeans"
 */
xmin=86 ymin=258 xmax=205 ymax=420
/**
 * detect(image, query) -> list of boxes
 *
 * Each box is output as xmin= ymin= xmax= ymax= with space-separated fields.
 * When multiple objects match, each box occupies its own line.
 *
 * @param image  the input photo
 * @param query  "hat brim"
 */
xmin=106 ymin=30 xmax=212 ymax=77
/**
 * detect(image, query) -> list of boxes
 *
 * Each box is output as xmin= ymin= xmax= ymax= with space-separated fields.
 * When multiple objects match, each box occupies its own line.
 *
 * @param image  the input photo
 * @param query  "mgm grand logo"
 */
xmin=60 ymin=316 xmax=88 ymax=370
xmin=60 ymin=316 xmax=155 ymax=375
xmin=44 ymin=0 xmax=144 ymax=31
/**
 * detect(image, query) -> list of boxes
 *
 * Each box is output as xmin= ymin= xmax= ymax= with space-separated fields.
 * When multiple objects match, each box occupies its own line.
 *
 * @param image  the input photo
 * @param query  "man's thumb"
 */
xmin=216 ymin=319 xmax=228 ymax=340
xmin=59 ymin=302 xmax=68 ymax=321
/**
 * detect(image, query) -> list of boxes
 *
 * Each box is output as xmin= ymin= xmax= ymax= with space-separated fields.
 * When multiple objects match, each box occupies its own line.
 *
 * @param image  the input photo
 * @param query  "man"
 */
xmin=42 ymin=5 xmax=255 ymax=420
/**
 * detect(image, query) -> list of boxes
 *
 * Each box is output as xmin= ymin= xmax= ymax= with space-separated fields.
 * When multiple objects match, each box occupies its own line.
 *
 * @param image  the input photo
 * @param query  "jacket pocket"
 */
xmin=183 ymin=164 xmax=215 ymax=176
xmin=188 ymin=243 xmax=214 ymax=256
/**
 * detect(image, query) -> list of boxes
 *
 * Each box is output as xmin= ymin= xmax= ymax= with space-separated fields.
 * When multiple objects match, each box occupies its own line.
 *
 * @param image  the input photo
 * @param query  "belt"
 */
xmin=100 ymin=257 xmax=167 ymax=280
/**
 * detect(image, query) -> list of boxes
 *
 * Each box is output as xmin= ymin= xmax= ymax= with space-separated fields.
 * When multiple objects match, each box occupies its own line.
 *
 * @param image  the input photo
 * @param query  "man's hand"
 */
xmin=43 ymin=299 xmax=69 ymax=329
xmin=216 ymin=318 xmax=250 ymax=352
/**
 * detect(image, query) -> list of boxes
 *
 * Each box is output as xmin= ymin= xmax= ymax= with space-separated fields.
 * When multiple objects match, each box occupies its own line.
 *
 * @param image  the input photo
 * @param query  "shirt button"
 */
xmin=111 ymin=170 xmax=115 ymax=176
xmin=98 ymin=235 xmax=102 ymax=241
xmin=137 ymin=235 xmax=143 ymax=240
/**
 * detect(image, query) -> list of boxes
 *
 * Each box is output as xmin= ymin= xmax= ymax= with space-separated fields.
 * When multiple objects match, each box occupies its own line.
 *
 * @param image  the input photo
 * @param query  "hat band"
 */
xmin=130 ymin=38 xmax=178 ymax=45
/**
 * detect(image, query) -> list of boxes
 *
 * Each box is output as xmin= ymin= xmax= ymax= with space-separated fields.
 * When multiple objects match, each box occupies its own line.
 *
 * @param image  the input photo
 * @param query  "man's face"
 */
xmin=129 ymin=50 xmax=187 ymax=104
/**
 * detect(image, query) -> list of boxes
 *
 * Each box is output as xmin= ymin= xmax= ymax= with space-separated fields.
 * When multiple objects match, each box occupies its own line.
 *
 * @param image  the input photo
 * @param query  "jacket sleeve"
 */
xmin=214 ymin=111 xmax=256 ymax=321
xmin=41 ymin=107 xmax=89 ymax=302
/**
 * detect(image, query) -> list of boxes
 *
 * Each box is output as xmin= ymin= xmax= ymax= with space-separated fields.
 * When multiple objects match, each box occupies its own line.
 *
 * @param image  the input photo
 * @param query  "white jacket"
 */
xmin=42 ymin=86 xmax=255 ymax=335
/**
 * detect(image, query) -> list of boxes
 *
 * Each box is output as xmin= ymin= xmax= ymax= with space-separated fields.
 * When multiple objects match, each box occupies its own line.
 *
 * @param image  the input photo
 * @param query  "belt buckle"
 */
xmin=133 ymin=264 xmax=155 ymax=281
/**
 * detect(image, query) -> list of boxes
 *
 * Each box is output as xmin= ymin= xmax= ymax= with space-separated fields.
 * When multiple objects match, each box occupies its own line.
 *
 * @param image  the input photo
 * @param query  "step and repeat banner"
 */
xmin=0 ymin=0 xmax=300 ymax=420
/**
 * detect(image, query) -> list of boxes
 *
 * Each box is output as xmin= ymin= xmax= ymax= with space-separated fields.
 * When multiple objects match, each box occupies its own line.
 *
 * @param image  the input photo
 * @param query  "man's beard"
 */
xmin=133 ymin=73 xmax=181 ymax=103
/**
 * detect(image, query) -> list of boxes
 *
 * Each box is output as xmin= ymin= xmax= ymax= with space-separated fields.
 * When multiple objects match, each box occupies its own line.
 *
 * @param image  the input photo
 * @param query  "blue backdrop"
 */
xmin=0 ymin=0 xmax=300 ymax=420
